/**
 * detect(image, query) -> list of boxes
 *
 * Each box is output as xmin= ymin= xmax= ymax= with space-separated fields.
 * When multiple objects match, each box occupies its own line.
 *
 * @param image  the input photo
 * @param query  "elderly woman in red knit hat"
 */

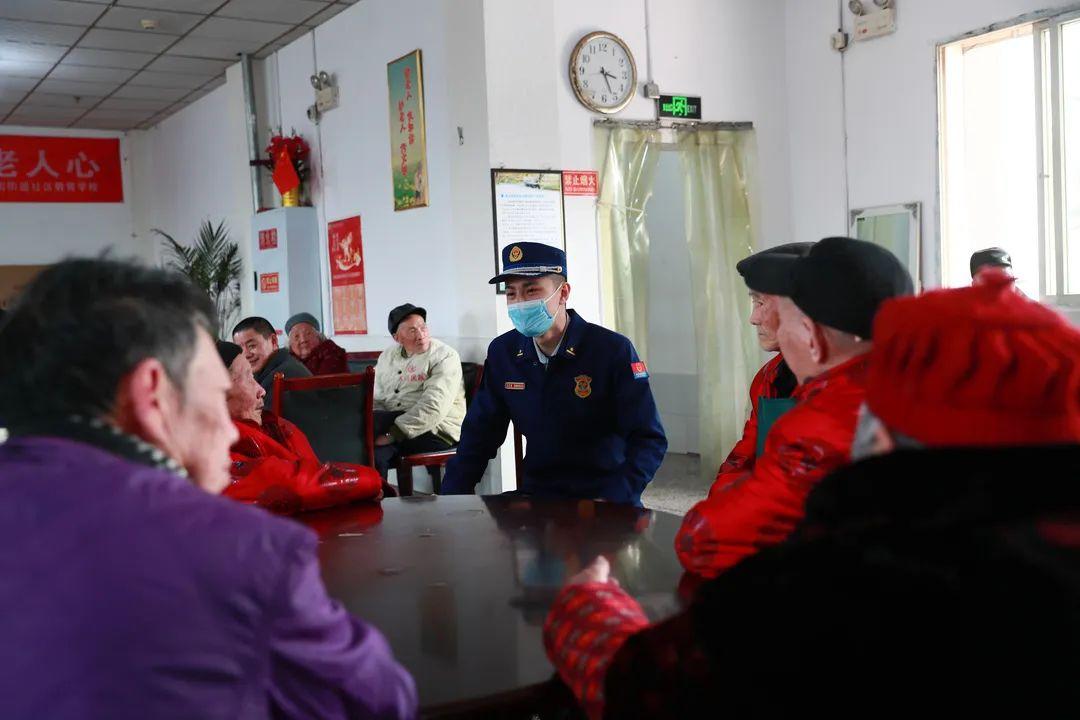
xmin=542 ymin=270 xmax=1080 ymax=719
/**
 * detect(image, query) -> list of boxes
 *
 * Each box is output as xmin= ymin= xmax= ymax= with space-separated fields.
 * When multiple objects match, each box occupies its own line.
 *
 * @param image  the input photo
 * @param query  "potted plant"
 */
xmin=154 ymin=219 xmax=242 ymax=337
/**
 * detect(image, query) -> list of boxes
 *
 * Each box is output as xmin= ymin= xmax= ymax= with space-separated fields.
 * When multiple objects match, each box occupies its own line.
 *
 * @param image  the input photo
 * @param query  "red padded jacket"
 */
xmin=225 ymin=411 xmax=382 ymax=514
xmin=676 ymin=353 xmax=869 ymax=577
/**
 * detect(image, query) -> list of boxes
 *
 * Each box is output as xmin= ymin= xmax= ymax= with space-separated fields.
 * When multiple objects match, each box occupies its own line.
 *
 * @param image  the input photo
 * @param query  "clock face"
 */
xmin=570 ymin=32 xmax=636 ymax=114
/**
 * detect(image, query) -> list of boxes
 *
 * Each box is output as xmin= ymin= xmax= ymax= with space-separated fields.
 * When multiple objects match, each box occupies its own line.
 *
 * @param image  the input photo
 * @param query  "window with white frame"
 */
xmin=939 ymin=10 xmax=1080 ymax=302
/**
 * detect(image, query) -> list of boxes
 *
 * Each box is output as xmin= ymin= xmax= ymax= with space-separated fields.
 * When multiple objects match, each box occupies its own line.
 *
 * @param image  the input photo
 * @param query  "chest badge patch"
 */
xmin=573 ymin=374 xmax=593 ymax=399
xmin=505 ymin=381 xmax=526 ymax=391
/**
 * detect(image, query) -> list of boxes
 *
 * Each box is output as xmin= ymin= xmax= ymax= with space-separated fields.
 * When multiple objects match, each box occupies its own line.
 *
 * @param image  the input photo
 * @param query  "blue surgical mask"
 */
xmin=508 ymin=283 xmax=564 ymax=337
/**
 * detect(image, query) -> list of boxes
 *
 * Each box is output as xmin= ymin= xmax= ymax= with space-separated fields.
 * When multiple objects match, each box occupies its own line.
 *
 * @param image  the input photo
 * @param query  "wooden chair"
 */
xmin=272 ymin=368 xmax=375 ymax=468
xmin=394 ymin=362 xmax=483 ymax=496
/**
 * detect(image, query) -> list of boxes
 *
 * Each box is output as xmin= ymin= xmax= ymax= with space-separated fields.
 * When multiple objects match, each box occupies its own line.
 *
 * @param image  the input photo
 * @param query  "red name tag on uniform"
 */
xmin=631 ymin=361 xmax=649 ymax=379
xmin=504 ymin=382 xmax=525 ymax=391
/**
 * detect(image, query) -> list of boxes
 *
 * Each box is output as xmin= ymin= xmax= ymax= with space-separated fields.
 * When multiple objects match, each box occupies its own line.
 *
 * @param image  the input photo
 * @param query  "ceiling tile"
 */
xmin=261 ymin=25 xmax=309 ymax=53
xmin=21 ymin=91 xmax=100 ymax=108
xmin=129 ymin=69 xmax=212 ymax=89
xmin=0 ymin=59 xmax=54 ymax=79
xmin=8 ymin=105 xmax=85 ymax=122
xmin=75 ymin=117 xmax=139 ymax=130
xmin=145 ymin=54 xmax=230 ymax=75
xmin=97 ymin=7 xmax=204 ymax=35
xmin=82 ymin=108 xmax=155 ymax=122
xmin=64 ymin=47 xmax=155 ymax=68
xmin=190 ymin=17 xmax=291 ymax=44
xmin=5 ymin=114 xmax=76 ymax=127
xmin=97 ymin=95 xmax=170 ymax=111
xmin=112 ymin=84 xmax=189 ymax=101
xmin=0 ymin=20 xmax=83 ymax=45
xmin=166 ymin=35 xmax=255 ymax=59
xmin=79 ymin=28 xmax=176 ymax=53
xmin=307 ymin=3 xmax=346 ymax=26
xmin=0 ymin=41 xmax=68 ymax=63
xmin=114 ymin=0 xmax=223 ymax=12
xmin=51 ymin=64 xmax=137 ymax=83
xmin=0 ymin=77 xmax=37 ymax=102
xmin=216 ymin=0 xmax=328 ymax=25
xmin=36 ymin=78 xmax=117 ymax=96
xmin=0 ymin=0 xmax=105 ymax=25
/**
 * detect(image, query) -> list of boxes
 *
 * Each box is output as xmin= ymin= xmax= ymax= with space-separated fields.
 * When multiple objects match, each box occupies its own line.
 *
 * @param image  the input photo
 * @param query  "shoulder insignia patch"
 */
xmin=631 ymin=361 xmax=649 ymax=379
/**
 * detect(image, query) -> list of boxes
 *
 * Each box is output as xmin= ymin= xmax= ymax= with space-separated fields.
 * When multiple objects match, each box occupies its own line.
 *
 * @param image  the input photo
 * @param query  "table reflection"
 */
xmin=300 ymin=495 xmax=685 ymax=715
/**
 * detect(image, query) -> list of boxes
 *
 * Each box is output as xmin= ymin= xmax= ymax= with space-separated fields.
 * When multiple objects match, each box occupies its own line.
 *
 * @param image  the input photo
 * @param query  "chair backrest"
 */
xmin=461 ymin=362 xmax=484 ymax=407
xmin=345 ymin=350 xmax=380 ymax=375
xmin=272 ymin=368 xmax=375 ymax=467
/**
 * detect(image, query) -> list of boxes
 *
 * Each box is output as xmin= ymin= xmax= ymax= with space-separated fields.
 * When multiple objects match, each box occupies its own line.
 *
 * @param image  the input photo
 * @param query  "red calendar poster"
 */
xmin=327 ymin=215 xmax=367 ymax=335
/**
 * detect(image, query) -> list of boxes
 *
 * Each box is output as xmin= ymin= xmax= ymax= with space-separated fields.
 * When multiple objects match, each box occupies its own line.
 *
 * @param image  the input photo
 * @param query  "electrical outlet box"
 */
xmin=854 ymin=7 xmax=896 ymax=41
xmin=315 ymin=85 xmax=339 ymax=113
xmin=831 ymin=31 xmax=850 ymax=51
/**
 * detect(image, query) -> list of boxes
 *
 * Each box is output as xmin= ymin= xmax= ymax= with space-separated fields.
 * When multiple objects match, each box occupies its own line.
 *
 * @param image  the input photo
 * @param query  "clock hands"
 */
xmin=599 ymin=66 xmax=614 ymax=94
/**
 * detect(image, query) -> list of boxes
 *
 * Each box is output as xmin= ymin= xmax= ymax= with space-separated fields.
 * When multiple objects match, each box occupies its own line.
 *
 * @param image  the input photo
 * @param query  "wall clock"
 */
xmin=569 ymin=31 xmax=637 ymax=114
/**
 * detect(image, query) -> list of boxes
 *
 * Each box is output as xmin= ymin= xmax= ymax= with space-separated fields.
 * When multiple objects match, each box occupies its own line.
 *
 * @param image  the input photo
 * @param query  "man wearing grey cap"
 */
xmin=286 ymin=312 xmax=349 ymax=375
xmin=372 ymin=303 xmax=466 ymax=481
xmin=676 ymin=237 xmax=913 ymax=578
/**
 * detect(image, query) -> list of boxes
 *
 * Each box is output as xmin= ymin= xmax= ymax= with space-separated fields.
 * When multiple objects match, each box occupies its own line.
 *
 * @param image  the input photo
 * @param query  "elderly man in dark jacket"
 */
xmin=0 ymin=259 xmax=416 ymax=720
xmin=543 ymin=271 xmax=1080 ymax=719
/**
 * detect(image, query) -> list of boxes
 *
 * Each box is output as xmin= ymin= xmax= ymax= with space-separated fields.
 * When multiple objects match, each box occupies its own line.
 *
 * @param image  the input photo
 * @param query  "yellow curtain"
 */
xmin=594 ymin=124 xmax=662 ymax=361
xmin=678 ymin=128 xmax=759 ymax=486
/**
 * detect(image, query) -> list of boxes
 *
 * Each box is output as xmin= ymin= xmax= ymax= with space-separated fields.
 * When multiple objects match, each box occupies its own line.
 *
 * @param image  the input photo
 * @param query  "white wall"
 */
xmin=785 ymin=0 xmax=1076 ymax=287
xmin=0 ymin=125 xmax=138 ymax=264
xmin=271 ymin=0 xmax=495 ymax=362
xmin=128 ymin=67 xmax=254 ymax=320
xmin=484 ymin=0 xmax=795 ymax=320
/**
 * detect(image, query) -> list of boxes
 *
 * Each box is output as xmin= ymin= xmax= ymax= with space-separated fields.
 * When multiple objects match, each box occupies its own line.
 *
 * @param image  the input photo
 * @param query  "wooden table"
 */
xmin=299 ymin=495 xmax=687 ymax=718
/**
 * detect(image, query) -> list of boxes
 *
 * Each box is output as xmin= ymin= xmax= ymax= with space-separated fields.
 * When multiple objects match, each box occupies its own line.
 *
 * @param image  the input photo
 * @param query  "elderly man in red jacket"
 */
xmin=676 ymin=237 xmax=913 ymax=577
xmin=218 ymin=341 xmax=385 ymax=514
xmin=543 ymin=270 xmax=1080 ymax=720
xmin=713 ymin=243 xmax=813 ymax=485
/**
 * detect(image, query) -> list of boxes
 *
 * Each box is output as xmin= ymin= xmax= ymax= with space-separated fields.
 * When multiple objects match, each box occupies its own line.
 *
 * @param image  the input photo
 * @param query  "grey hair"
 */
xmin=850 ymin=403 xmax=924 ymax=461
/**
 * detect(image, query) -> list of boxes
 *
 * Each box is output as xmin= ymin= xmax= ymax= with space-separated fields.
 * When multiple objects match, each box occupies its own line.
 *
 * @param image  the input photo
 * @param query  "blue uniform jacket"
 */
xmin=442 ymin=310 xmax=667 ymax=505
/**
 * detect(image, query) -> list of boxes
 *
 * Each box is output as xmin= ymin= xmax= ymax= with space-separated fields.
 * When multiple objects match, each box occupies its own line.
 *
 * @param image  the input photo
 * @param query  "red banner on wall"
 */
xmin=258 ymin=228 xmax=278 ymax=250
xmin=259 ymin=272 xmax=280 ymax=294
xmin=563 ymin=170 xmax=598 ymax=196
xmin=328 ymin=216 xmax=368 ymax=335
xmin=0 ymin=135 xmax=123 ymax=203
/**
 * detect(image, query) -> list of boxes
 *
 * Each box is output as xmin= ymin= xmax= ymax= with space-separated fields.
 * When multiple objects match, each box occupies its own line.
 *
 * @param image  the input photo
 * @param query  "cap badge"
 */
xmin=509 ymin=246 xmax=523 ymax=262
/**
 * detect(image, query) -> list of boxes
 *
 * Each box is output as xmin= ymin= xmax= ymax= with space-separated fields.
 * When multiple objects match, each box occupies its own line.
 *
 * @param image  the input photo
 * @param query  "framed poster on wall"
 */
xmin=387 ymin=49 xmax=429 ymax=211
xmin=490 ymin=168 xmax=566 ymax=293
xmin=328 ymin=215 xmax=368 ymax=335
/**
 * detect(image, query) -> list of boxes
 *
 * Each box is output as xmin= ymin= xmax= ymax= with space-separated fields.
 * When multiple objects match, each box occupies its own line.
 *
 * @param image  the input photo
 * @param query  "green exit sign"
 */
xmin=657 ymin=94 xmax=702 ymax=120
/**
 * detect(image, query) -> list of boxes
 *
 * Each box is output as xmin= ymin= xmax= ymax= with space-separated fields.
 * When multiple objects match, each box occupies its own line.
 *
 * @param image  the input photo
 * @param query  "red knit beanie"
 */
xmin=867 ymin=270 xmax=1080 ymax=446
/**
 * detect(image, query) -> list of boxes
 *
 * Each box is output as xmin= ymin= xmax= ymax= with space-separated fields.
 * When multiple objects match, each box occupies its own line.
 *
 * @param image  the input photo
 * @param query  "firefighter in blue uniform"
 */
xmin=442 ymin=242 xmax=667 ymax=505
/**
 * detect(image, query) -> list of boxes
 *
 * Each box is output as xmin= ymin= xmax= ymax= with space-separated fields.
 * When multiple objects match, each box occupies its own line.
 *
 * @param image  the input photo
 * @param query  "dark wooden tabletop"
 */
xmin=298 ymin=495 xmax=687 ymax=716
